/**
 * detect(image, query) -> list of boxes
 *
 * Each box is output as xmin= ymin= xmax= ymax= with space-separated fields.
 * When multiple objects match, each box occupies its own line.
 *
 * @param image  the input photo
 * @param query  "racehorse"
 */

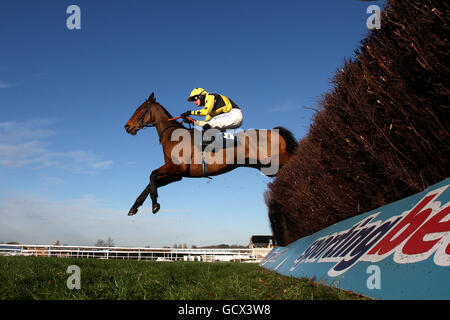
xmin=124 ymin=92 xmax=297 ymax=215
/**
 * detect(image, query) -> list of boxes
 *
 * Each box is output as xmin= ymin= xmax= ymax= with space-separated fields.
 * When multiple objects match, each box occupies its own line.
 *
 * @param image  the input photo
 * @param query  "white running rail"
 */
xmin=0 ymin=244 xmax=272 ymax=263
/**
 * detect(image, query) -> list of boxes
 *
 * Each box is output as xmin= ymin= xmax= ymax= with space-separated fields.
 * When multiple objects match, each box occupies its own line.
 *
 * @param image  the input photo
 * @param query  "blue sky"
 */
xmin=0 ymin=0 xmax=384 ymax=247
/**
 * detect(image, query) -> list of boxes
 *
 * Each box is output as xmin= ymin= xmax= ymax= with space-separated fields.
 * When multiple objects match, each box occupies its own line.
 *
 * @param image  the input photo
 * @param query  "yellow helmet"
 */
xmin=187 ymin=88 xmax=207 ymax=101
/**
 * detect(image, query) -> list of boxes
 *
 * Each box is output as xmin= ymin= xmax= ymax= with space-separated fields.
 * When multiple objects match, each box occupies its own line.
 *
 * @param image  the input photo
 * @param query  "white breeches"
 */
xmin=206 ymin=108 xmax=243 ymax=130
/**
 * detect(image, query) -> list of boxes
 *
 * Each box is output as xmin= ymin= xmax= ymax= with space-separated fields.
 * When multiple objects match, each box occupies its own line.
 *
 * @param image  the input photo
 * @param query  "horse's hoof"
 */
xmin=152 ymin=203 xmax=160 ymax=214
xmin=128 ymin=208 xmax=138 ymax=216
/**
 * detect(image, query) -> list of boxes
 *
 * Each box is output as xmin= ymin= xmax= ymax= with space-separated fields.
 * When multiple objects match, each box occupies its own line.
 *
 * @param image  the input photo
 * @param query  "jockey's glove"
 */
xmin=181 ymin=111 xmax=191 ymax=117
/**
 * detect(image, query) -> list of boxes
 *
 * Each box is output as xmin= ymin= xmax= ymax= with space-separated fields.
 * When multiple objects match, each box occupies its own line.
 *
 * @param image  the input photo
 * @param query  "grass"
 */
xmin=0 ymin=256 xmax=368 ymax=300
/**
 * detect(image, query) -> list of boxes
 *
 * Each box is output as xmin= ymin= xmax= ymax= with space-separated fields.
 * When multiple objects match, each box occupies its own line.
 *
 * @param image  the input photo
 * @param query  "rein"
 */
xmin=145 ymin=113 xmax=195 ymax=143
xmin=138 ymin=100 xmax=195 ymax=129
xmin=142 ymin=115 xmax=195 ymax=128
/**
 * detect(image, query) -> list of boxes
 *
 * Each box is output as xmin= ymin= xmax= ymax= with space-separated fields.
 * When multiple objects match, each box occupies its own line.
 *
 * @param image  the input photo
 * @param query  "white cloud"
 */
xmin=0 ymin=119 xmax=113 ymax=173
xmin=0 ymin=80 xmax=12 ymax=89
xmin=0 ymin=119 xmax=56 ymax=142
xmin=0 ymin=193 xmax=198 ymax=247
xmin=40 ymin=175 xmax=64 ymax=186
xmin=266 ymin=102 xmax=300 ymax=113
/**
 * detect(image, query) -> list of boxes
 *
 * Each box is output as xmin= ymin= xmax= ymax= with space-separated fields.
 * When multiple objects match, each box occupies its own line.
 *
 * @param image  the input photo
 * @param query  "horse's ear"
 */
xmin=148 ymin=92 xmax=155 ymax=101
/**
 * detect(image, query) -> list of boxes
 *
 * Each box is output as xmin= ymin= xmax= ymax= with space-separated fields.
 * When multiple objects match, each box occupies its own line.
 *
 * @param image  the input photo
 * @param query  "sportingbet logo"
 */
xmin=290 ymin=185 xmax=450 ymax=277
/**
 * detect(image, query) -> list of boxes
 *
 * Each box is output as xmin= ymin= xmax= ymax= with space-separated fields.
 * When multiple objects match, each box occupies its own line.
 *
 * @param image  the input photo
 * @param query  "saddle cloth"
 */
xmin=202 ymin=130 xmax=238 ymax=150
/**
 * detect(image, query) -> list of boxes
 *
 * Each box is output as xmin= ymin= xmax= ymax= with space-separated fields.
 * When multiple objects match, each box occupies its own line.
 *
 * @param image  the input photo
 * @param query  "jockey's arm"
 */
xmin=194 ymin=120 xmax=206 ymax=127
xmin=193 ymin=114 xmax=212 ymax=127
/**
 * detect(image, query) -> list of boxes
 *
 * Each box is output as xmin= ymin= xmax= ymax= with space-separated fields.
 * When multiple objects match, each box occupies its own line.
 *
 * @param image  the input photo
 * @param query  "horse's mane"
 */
xmin=155 ymin=101 xmax=173 ymax=118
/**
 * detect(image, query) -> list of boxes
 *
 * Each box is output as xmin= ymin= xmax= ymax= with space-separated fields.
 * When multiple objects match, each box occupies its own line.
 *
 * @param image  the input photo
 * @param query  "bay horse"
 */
xmin=124 ymin=92 xmax=297 ymax=215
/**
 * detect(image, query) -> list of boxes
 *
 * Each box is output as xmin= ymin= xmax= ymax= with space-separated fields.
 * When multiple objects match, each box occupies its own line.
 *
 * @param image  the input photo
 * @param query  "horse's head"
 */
xmin=124 ymin=92 xmax=158 ymax=135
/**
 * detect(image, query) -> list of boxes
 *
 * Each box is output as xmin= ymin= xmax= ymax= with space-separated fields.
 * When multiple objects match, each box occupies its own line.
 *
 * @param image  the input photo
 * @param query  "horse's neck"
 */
xmin=153 ymin=104 xmax=176 ymax=139
xmin=153 ymin=104 xmax=171 ymax=119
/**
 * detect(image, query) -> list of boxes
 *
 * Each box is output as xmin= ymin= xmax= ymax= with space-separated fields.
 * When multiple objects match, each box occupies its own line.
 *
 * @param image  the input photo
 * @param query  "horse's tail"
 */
xmin=274 ymin=126 xmax=298 ymax=155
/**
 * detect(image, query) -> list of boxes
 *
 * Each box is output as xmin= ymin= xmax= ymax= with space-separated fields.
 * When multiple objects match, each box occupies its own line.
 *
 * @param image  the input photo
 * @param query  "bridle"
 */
xmin=137 ymin=98 xmax=194 ymax=130
xmin=138 ymin=98 xmax=156 ymax=128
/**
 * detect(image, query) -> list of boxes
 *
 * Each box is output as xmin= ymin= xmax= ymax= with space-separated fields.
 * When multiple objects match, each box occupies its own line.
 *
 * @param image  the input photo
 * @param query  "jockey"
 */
xmin=181 ymin=88 xmax=243 ymax=131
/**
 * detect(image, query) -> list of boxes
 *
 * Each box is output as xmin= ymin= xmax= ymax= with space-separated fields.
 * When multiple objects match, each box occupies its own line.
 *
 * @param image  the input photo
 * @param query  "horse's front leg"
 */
xmin=149 ymin=170 xmax=160 ymax=214
xmin=128 ymin=182 xmax=152 ymax=216
xmin=128 ymin=165 xmax=183 ymax=216
xmin=149 ymin=170 xmax=183 ymax=214
xmin=128 ymin=171 xmax=160 ymax=216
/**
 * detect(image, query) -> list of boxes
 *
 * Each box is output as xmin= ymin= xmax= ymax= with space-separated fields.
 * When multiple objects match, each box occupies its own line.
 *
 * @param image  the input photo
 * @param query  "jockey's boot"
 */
xmin=202 ymin=124 xmax=215 ymax=148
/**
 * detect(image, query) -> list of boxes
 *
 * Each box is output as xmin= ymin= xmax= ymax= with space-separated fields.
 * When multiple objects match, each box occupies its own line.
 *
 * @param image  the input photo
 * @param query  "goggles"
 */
xmin=188 ymin=95 xmax=200 ymax=102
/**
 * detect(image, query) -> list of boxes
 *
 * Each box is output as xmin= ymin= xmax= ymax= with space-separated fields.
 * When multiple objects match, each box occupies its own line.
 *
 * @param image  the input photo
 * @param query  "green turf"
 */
xmin=0 ymin=256 xmax=368 ymax=300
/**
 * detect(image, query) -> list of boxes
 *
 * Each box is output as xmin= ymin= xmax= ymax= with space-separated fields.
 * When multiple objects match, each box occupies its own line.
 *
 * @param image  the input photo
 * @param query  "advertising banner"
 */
xmin=261 ymin=179 xmax=450 ymax=299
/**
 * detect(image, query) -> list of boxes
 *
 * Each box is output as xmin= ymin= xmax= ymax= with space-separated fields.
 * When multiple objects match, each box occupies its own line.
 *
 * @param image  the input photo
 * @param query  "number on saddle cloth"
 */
xmin=202 ymin=130 xmax=238 ymax=150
